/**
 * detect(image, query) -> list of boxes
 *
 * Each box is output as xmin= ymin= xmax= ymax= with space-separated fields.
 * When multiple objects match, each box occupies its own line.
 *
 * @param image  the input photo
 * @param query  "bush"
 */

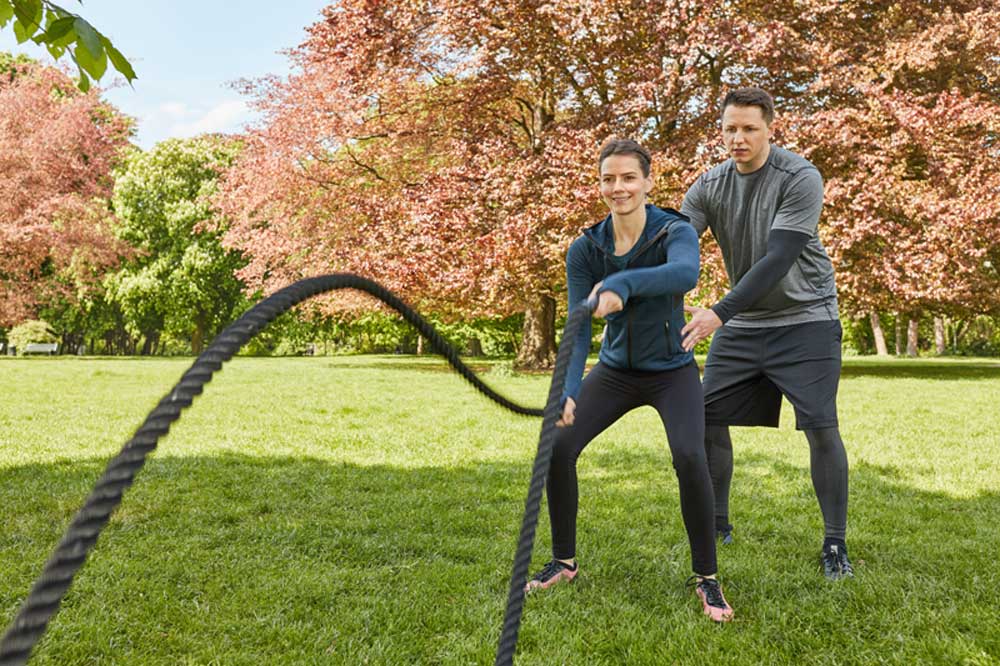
xmin=8 ymin=320 xmax=58 ymax=354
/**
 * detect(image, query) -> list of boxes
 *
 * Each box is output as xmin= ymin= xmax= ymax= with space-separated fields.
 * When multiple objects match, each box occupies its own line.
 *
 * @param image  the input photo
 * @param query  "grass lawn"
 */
xmin=1 ymin=354 xmax=999 ymax=665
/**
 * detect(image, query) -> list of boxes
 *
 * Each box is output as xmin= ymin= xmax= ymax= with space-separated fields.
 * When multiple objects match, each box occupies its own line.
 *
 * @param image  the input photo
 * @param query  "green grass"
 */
xmin=1 ymin=355 xmax=999 ymax=665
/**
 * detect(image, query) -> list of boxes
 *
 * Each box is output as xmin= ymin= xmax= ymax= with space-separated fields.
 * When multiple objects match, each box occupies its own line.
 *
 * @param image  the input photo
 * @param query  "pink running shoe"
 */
xmin=689 ymin=576 xmax=734 ymax=622
xmin=524 ymin=559 xmax=578 ymax=593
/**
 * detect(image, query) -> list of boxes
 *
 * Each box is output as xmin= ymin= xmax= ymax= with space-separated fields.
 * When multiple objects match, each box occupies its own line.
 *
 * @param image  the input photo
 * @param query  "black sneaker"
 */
xmin=524 ymin=559 xmax=578 ymax=593
xmin=686 ymin=576 xmax=734 ymax=622
xmin=717 ymin=525 xmax=734 ymax=545
xmin=821 ymin=543 xmax=854 ymax=581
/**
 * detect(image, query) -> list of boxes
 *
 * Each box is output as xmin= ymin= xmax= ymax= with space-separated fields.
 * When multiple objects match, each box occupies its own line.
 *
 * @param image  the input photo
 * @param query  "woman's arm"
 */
xmin=561 ymin=239 xmax=598 ymax=404
xmin=599 ymin=222 xmax=700 ymax=305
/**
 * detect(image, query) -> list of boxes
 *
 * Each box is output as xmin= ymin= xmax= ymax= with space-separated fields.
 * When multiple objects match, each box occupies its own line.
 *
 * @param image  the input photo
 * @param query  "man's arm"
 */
xmin=680 ymin=176 xmax=710 ymax=237
xmin=710 ymin=229 xmax=811 ymax=323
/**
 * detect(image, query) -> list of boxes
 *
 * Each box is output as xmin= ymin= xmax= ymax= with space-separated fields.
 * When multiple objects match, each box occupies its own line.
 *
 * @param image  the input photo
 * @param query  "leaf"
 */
xmin=11 ymin=0 xmax=42 ymax=31
xmin=45 ymin=42 xmax=66 ymax=61
xmin=12 ymin=15 xmax=29 ymax=42
xmin=72 ymin=16 xmax=102 ymax=58
xmin=74 ymin=41 xmax=106 ymax=80
xmin=41 ymin=15 xmax=75 ymax=41
xmin=0 ymin=2 xmax=15 ymax=28
xmin=101 ymin=36 xmax=136 ymax=83
xmin=76 ymin=64 xmax=90 ymax=92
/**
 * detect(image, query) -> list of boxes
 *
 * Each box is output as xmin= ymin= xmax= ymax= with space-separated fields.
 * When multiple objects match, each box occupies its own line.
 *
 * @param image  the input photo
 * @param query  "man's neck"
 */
xmin=735 ymin=143 xmax=772 ymax=174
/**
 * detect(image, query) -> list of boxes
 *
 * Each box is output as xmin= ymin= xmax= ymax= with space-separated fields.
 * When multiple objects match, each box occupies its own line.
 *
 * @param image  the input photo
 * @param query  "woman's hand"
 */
xmin=557 ymin=397 xmax=576 ymax=428
xmin=588 ymin=281 xmax=624 ymax=319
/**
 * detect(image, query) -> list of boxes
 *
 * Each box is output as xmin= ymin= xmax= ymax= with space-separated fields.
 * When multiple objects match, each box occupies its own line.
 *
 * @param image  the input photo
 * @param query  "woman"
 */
xmin=525 ymin=139 xmax=733 ymax=622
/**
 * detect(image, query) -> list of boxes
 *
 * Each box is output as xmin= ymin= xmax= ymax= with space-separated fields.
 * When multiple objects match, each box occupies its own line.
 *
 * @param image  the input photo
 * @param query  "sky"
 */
xmin=0 ymin=1 xmax=330 ymax=148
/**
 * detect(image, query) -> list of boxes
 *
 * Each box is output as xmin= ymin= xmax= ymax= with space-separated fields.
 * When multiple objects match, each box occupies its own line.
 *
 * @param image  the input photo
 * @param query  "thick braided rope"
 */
xmin=494 ymin=303 xmax=591 ymax=666
xmin=0 ymin=273 xmax=562 ymax=666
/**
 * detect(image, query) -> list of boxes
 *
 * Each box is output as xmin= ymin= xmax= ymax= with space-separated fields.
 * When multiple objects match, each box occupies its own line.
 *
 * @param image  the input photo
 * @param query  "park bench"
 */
xmin=24 ymin=342 xmax=59 ymax=355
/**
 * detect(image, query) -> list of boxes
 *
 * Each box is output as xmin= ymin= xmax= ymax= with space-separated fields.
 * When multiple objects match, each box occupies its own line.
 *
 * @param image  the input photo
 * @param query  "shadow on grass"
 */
xmin=1 ymin=450 xmax=998 ymax=665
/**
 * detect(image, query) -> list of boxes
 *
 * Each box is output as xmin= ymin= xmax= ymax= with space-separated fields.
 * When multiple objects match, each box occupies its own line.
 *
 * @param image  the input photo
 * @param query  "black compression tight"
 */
xmin=705 ymin=424 xmax=848 ymax=541
xmin=547 ymin=362 xmax=717 ymax=576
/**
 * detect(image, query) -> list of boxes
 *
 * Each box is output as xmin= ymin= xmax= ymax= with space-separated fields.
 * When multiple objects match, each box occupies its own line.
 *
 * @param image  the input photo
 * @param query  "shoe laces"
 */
xmin=535 ymin=559 xmax=571 ymax=582
xmin=823 ymin=545 xmax=846 ymax=571
xmin=687 ymin=576 xmax=727 ymax=608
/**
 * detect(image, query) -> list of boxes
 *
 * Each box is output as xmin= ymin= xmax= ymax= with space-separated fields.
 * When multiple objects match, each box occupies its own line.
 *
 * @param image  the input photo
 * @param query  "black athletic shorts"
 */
xmin=702 ymin=319 xmax=842 ymax=430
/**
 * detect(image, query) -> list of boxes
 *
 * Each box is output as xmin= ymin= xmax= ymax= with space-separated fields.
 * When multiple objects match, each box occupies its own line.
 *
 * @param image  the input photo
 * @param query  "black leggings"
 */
xmin=547 ymin=361 xmax=717 ymax=575
xmin=705 ymin=424 xmax=848 ymax=541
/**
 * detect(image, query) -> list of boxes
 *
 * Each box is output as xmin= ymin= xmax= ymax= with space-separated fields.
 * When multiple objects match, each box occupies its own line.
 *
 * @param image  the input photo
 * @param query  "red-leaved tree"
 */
xmin=0 ymin=57 xmax=132 ymax=328
xmin=217 ymin=0 xmax=792 ymax=367
xmin=781 ymin=0 xmax=1000 ymax=352
xmin=217 ymin=0 xmax=1000 ymax=363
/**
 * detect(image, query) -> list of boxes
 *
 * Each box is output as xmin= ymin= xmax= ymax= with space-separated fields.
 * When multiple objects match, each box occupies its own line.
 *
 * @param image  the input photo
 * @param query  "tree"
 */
xmin=0 ymin=56 xmax=131 ymax=329
xmin=217 ymin=0 xmax=1000 ymax=366
xmin=0 ymin=0 xmax=135 ymax=90
xmin=218 ymin=0 xmax=777 ymax=367
xmin=778 ymin=0 xmax=1000 ymax=330
xmin=108 ymin=136 xmax=249 ymax=354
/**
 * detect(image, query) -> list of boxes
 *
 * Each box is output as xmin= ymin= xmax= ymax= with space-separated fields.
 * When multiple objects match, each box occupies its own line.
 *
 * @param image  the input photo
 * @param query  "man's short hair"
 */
xmin=721 ymin=87 xmax=775 ymax=125
xmin=598 ymin=139 xmax=652 ymax=177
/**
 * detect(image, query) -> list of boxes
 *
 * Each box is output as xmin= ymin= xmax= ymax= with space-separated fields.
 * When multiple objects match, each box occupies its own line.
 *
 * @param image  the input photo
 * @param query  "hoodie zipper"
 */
xmin=586 ymin=226 xmax=671 ymax=370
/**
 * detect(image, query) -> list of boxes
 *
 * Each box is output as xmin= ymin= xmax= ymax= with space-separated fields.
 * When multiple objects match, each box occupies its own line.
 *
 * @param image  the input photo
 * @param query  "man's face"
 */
xmin=721 ymin=104 xmax=773 ymax=173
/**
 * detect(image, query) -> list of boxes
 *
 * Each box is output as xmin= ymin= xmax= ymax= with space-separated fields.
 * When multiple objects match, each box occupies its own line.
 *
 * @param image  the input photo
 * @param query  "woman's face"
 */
xmin=600 ymin=154 xmax=652 ymax=217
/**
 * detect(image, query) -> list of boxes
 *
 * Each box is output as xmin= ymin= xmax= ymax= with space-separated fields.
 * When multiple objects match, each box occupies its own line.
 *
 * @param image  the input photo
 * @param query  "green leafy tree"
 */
xmin=108 ymin=137 xmax=248 ymax=354
xmin=8 ymin=318 xmax=56 ymax=353
xmin=0 ymin=0 xmax=135 ymax=90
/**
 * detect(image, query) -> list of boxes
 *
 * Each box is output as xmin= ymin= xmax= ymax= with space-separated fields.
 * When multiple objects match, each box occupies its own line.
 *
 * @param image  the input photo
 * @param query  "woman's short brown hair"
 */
xmin=598 ymin=139 xmax=652 ymax=177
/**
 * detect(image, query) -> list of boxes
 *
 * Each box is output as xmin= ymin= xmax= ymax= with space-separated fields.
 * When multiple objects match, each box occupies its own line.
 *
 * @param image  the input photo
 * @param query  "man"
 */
xmin=680 ymin=87 xmax=853 ymax=580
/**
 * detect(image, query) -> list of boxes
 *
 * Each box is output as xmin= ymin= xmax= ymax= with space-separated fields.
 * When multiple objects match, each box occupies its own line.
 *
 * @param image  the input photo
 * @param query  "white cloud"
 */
xmin=168 ymin=100 xmax=251 ymax=138
xmin=159 ymin=101 xmax=193 ymax=119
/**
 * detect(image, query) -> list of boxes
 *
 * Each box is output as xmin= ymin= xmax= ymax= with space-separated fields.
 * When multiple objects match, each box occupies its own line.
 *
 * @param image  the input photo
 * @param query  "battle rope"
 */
xmin=0 ymin=273 xmax=592 ymax=666
xmin=494 ymin=302 xmax=590 ymax=666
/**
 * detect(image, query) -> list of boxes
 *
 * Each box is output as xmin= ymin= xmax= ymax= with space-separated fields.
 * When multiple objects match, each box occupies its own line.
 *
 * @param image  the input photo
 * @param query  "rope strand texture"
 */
xmin=0 ymin=274 xmax=590 ymax=666
xmin=493 ymin=303 xmax=590 ymax=666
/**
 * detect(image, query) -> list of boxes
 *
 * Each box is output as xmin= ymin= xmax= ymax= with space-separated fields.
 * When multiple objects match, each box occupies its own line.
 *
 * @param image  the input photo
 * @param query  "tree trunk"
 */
xmin=192 ymin=324 xmax=205 ymax=355
xmin=466 ymin=337 xmax=483 ymax=357
xmin=906 ymin=318 xmax=919 ymax=357
xmin=894 ymin=315 xmax=904 ymax=356
xmin=515 ymin=293 xmax=556 ymax=370
xmin=934 ymin=317 xmax=946 ymax=355
xmin=870 ymin=312 xmax=889 ymax=356
xmin=416 ymin=335 xmax=425 ymax=355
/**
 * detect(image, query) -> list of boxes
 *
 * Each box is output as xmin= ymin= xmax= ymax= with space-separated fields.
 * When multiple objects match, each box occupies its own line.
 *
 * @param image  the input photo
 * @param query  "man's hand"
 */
xmin=557 ymin=397 xmax=576 ymax=428
xmin=588 ymin=281 xmax=624 ymax=319
xmin=681 ymin=305 xmax=723 ymax=352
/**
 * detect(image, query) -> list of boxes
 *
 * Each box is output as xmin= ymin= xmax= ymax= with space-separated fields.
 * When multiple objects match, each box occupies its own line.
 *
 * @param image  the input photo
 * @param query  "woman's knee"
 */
xmin=550 ymin=431 xmax=583 ymax=469
xmin=671 ymin=445 xmax=708 ymax=477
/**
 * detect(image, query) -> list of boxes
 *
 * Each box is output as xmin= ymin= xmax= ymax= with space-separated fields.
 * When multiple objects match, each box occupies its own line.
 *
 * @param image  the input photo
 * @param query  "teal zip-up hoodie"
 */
xmin=562 ymin=204 xmax=699 ymax=402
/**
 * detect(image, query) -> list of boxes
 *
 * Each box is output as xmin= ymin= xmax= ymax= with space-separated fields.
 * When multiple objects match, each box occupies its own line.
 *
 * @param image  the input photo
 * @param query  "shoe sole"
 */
xmin=824 ymin=569 xmax=855 ymax=581
xmin=524 ymin=568 xmax=577 ymax=594
xmin=696 ymin=588 xmax=734 ymax=623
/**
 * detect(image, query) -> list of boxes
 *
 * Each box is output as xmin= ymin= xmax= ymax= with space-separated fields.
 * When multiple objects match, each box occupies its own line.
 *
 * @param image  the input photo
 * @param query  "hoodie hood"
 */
xmin=582 ymin=204 xmax=686 ymax=255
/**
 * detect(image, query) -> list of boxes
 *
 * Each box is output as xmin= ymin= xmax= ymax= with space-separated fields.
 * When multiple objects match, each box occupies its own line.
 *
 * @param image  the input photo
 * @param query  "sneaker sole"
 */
xmin=696 ymin=588 xmax=734 ymax=623
xmin=524 ymin=568 xmax=577 ymax=593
